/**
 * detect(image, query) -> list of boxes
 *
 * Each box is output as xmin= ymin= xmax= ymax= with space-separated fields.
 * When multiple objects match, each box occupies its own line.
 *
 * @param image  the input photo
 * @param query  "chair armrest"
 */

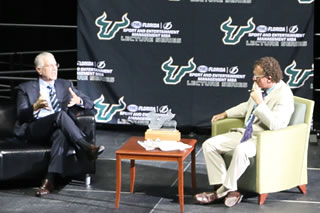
xmin=255 ymin=123 xmax=309 ymax=192
xmin=212 ymin=118 xmax=244 ymax=136
xmin=75 ymin=110 xmax=96 ymax=145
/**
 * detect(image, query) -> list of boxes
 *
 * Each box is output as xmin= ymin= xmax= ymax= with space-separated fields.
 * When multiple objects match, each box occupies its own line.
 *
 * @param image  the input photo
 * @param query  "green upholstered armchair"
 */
xmin=211 ymin=96 xmax=314 ymax=205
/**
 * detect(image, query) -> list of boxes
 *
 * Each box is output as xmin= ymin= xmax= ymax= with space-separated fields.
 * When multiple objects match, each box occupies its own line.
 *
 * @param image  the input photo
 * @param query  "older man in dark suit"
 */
xmin=15 ymin=52 xmax=104 ymax=197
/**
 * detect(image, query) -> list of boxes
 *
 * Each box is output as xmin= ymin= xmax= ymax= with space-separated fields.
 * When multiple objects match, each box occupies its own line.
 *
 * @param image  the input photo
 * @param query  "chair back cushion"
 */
xmin=0 ymin=102 xmax=17 ymax=137
xmin=289 ymin=102 xmax=306 ymax=126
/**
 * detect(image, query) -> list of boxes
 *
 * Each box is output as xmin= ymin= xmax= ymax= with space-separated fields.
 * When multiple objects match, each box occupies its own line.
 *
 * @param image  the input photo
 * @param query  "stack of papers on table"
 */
xmin=137 ymin=139 xmax=192 ymax=151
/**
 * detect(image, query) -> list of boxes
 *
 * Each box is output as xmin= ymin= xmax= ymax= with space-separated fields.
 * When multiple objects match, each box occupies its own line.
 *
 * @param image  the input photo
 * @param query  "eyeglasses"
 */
xmin=41 ymin=63 xmax=60 ymax=69
xmin=253 ymin=74 xmax=265 ymax=80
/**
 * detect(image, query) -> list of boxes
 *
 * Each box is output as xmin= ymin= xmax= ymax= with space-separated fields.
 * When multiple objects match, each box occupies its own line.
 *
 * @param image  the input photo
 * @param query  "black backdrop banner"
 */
xmin=77 ymin=0 xmax=314 ymax=129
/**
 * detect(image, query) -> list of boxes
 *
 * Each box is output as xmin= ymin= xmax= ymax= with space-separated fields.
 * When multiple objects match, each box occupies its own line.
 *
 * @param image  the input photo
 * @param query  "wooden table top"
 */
xmin=116 ymin=136 xmax=197 ymax=157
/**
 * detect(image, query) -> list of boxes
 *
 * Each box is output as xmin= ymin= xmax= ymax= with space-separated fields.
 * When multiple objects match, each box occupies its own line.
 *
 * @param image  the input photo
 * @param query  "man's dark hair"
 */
xmin=253 ymin=56 xmax=283 ymax=83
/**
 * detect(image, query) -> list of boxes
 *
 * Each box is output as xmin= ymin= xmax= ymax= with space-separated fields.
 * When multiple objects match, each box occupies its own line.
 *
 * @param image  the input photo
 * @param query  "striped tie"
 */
xmin=47 ymin=85 xmax=61 ymax=112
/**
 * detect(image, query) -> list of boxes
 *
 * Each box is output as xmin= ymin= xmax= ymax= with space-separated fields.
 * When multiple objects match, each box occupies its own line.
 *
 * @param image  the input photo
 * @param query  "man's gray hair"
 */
xmin=34 ymin=52 xmax=54 ymax=67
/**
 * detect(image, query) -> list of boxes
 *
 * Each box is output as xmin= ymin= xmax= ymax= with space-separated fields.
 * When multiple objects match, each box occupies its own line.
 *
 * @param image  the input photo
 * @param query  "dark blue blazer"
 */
xmin=15 ymin=78 xmax=94 ymax=137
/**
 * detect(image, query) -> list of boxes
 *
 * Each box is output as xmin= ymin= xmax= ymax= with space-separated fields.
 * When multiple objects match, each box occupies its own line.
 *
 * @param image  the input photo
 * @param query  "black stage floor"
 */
xmin=1 ymin=129 xmax=320 ymax=213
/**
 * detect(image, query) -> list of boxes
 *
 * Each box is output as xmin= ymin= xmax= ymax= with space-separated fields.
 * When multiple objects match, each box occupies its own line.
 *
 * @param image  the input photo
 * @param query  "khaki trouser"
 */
xmin=202 ymin=131 xmax=257 ymax=191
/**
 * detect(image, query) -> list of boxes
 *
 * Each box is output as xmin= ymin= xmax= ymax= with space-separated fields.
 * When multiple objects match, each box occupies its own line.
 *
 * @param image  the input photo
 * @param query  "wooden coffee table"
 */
xmin=115 ymin=136 xmax=197 ymax=213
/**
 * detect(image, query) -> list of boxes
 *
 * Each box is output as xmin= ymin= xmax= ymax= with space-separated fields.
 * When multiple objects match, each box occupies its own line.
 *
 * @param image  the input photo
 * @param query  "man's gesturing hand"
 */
xmin=68 ymin=87 xmax=81 ymax=107
xmin=33 ymin=92 xmax=50 ymax=111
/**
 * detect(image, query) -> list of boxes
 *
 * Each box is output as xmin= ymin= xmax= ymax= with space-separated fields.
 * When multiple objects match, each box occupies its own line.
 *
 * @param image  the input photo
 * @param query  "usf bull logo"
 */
xmin=161 ymin=57 xmax=196 ymax=85
xmin=220 ymin=17 xmax=255 ymax=45
xmin=284 ymin=60 xmax=313 ymax=89
xmin=95 ymin=12 xmax=130 ymax=40
xmin=94 ymin=95 xmax=126 ymax=123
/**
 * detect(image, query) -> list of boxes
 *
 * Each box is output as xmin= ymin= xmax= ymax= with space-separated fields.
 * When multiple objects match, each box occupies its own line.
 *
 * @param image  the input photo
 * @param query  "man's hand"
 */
xmin=33 ymin=92 xmax=50 ymax=111
xmin=248 ymin=82 xmax=263 ymax=105
xmin=211 ymin=112 xmax=227 ymax=122
xmin=68 ymin=87 xmax=81 ymax=107
xmin=250 ymin=88 xmax=263 ymax=105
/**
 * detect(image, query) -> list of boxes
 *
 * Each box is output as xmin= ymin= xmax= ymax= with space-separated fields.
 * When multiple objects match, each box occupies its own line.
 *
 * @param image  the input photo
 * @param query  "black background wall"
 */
xmin=0 ymin=0 xmax=319 ymax=130
xmin=0 ymin=0 xmax=77 ymax=92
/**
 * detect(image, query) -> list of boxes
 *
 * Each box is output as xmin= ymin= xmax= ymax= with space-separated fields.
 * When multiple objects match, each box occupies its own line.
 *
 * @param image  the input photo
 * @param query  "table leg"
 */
xmin=115 ymin=155 xmax=121 ymax=208
xmin=191 ymin=147 xmax=197 ymax=194
xmin=130 ymin=160 xmax=136 ymax=193
xmin=178 ymin=158 xmax=184 ymax=213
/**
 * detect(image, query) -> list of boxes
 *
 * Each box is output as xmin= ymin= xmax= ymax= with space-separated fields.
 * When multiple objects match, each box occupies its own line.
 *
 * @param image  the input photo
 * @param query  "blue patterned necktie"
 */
xmin=47 ymin=85 xmax=61 ymax=112
xmin=240 ymin=90 xmax=267 ymax=143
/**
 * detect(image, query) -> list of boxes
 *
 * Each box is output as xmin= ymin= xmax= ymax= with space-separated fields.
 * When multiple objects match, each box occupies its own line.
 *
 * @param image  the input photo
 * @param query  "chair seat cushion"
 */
xmin=0 ymin=139 xmax=51 ymax=180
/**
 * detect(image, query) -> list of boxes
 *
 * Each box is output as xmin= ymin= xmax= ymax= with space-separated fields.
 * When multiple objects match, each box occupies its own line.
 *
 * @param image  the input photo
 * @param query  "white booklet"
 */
xmin=137 ymin=139 xmax=192 ymax=151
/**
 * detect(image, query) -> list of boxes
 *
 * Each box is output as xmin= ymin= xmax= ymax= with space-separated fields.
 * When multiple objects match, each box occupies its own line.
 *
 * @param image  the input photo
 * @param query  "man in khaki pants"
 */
xmin=195 ymin=57 xmax=294 ymax=207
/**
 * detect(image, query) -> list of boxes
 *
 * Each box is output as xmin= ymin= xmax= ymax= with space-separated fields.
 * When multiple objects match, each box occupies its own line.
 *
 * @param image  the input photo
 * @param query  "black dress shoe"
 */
xmin=35 ymin=179 xmax=54 ymax=197
xmin=87 ymin=144 xmax=105 ymax=160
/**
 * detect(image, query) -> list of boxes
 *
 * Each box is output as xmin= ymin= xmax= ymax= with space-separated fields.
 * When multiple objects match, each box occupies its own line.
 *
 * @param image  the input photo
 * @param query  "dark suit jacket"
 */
xmin=15 ymin=78 xmax=94 ymax=137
